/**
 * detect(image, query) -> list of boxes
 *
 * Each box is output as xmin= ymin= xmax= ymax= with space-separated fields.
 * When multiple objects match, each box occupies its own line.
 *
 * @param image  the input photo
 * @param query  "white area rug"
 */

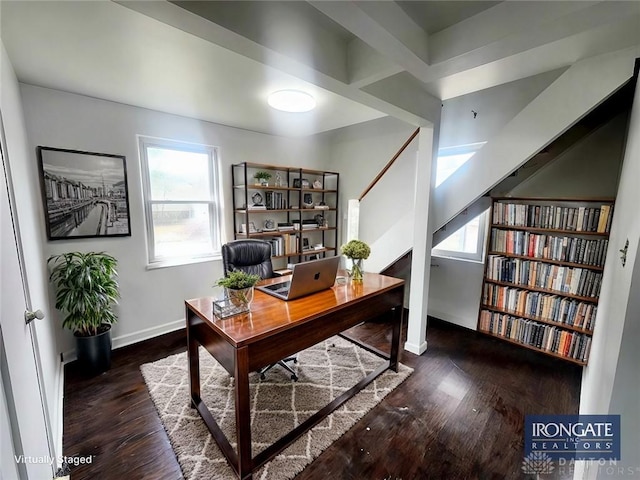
xmin=141 ymin=336 xmax=412 ymax=479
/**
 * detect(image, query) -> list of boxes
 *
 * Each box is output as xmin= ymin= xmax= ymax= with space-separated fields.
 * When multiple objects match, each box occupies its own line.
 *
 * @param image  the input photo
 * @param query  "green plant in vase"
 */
xmin=254 ymin=171 xmax=272 ymax=185
xmin=217 ymin=270 xmax=261 ymax=308
xmin=341 ymin=239 xmax=371 ymax=283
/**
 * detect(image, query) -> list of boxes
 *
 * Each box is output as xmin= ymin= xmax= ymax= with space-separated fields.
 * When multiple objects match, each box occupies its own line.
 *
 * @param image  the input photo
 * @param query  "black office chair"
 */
xmin=221 ymin=239 xmax=298 ymax=381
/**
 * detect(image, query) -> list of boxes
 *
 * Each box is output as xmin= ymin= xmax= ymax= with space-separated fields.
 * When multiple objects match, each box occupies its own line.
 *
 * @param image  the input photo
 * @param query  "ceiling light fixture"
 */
xmin=268 ymin=90 xmax=316 ymax=113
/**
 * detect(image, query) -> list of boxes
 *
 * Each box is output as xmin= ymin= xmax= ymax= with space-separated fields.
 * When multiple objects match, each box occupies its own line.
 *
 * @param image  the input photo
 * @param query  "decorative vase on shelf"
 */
xmin=349 ymin=258 xmax=364 ymax=283
xmin=226 ymin=286 xmax=254 ymax=310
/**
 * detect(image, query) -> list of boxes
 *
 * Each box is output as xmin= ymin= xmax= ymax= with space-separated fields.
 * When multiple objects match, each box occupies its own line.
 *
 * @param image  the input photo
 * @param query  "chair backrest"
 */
xmin=221 ymin=239 xmax=274 ymax=279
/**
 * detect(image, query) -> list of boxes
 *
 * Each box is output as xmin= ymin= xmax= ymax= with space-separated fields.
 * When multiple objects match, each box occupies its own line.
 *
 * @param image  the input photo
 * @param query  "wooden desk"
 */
xmin=185 ymin=271 xmax=404 ymax=479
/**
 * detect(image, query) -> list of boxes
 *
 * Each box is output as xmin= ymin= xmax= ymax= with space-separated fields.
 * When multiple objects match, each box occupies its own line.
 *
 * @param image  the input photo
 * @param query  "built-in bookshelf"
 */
xmin=478 ymin=197 xmax=615 ymax=366
xmin=231 ymin=162 xmax=339 ymax=266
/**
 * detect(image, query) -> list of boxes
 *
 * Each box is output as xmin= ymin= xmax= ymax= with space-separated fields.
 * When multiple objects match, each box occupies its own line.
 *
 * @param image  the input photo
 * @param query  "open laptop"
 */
xmin=257 ymin=256 xmax=340 ymax=301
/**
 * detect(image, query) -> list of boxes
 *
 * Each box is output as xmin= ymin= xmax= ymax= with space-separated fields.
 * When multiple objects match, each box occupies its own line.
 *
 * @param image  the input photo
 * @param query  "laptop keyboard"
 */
xmin=264 ymin=281 xmax=291 ymax=294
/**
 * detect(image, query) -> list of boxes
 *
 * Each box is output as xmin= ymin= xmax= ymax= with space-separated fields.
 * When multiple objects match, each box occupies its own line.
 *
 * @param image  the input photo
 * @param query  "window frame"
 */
xmin=138 ymin=136 xmax=223 ymax=268
xmin=432 ymin=209 xmax=490 ymax=263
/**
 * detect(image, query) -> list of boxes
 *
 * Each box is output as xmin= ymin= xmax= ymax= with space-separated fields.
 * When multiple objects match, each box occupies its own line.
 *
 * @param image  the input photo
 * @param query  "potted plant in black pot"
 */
xmin=48 ymin=251 xmax=119 ymax=375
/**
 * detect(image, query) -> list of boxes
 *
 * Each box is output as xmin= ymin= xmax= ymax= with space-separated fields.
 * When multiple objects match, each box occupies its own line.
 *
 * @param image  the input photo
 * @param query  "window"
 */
xmin=435 ymin=142 xmax=485 ymax=187
xmin=139 ymin=137 xmax=222 ymax=266
xmin=432 ymin=210 xmax=489 ymax=262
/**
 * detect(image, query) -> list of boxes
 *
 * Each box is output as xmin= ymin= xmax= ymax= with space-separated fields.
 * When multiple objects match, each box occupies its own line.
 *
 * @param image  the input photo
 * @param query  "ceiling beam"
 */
xmin=309 ymin=1 xmax=432 ymax=80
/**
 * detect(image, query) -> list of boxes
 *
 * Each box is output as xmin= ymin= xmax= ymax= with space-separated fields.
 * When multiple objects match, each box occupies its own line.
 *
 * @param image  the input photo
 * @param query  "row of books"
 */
xmin=490 ymin=229 xmax=609 ymax=267
xmin=265 ymin=234 xmax=298 ymax=256
xmin=265 ymin=191 xmax=288 ymax=210
xmin=486 ymin=255 xmax=603 ymax=298
xmin=492 ymin=203 xmax=612 ymax=233
xmin=479 ymin=310 xmax=592 ymax=362
xmin=482 ymin=283 xmax=597 ymax=330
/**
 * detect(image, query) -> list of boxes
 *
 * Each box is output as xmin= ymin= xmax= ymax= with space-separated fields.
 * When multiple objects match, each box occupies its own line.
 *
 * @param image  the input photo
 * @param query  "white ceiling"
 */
xmin=2 ymin=1 xmax=639 ymax=137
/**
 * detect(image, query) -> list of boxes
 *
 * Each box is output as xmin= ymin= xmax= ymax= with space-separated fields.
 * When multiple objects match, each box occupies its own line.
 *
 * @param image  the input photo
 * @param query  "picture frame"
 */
xmin=293 ymin=178 xmax=310 ymax=189
xmin=240 ymin=222 xmax=259 ymax=234
xmin=37 ymin=146 xmax=132 ymax=240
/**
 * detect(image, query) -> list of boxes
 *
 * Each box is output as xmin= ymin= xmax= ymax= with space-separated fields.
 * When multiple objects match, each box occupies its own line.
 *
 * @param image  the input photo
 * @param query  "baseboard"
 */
xmin=404 ymin=340 xmax=428 ymax=355
xmin=61 ymin=319 xmax=185 ymax=364
xmin=427 ymin=308 xmax=478 ymax=331
xmin=111 ymin=319 xmax=184 ymax=350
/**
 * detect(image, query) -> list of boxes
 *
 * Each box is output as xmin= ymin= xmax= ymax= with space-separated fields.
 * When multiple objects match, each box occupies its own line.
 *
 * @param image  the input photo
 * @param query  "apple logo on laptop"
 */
xmin=314 ymin=272 xmax=320 ymax=280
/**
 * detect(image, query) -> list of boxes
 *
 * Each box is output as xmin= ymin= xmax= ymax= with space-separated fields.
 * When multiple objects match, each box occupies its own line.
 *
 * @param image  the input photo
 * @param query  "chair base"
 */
xmin=259 ymin=356 xmax=298 ymax=381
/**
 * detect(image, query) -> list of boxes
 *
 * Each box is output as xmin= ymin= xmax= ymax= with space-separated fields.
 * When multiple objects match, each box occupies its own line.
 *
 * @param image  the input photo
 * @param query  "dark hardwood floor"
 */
xmin=64 ymin=317 xmax=581 ymax=479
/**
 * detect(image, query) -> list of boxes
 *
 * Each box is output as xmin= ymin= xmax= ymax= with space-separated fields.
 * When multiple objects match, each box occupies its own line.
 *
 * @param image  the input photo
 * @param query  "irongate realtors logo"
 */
xmin=525 ymin=415 xmax=620 ymax=460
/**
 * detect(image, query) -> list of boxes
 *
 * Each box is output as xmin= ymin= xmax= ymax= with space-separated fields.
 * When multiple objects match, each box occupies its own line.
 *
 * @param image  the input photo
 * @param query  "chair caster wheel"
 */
xmin=260 ymin=373 xmax=266 ymax=380
xmin=291 ymin=374 xmax=298 ymax=381
xmin=293 ymin=358 xmax=298 ymax=364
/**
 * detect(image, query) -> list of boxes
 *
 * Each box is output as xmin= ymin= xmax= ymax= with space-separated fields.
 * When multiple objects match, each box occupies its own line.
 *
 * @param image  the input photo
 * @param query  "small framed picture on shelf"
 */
xmin=293 ymin=178 xmax=310 ymax=189
xmin=239 ymin=222 xmax=259 ymax=234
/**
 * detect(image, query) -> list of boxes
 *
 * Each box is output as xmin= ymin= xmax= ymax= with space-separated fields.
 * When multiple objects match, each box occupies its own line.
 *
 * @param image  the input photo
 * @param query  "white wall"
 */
xmin=19 ymin=84 xmax=330 ymax=355
xmin=439 ymin=68 xmax=565 ymax=149
xmin=576 ymin=69 xmax=640 ymax=480
xmin=323 ymin=115 xmax=416 ymax=250
xmin=605 ymin=236 xmax=640 ymax=475
xmin=509 ymin=112 xmax=627 ymax=198
xmin=427 ymin=258 xmax=485 ymax=330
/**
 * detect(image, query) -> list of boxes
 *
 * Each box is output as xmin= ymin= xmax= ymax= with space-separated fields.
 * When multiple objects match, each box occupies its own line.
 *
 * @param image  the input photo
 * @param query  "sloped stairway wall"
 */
xmin=360 ymin=47 xmax=638 ymax=273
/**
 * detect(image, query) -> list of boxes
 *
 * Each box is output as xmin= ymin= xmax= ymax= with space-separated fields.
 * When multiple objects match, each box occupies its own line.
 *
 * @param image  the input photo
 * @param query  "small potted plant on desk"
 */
xmin=254 ymin=171 xmax=272 ymax=186
xmin=217 ymin=270 xmax=261 ymax=310
xmin=48 ymin=252 xmax=119 ymax=375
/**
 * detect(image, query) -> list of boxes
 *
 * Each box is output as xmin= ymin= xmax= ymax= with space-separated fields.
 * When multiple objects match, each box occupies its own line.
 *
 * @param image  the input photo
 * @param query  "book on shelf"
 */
xmin=597 ymin=204 xmax=611 ymax=233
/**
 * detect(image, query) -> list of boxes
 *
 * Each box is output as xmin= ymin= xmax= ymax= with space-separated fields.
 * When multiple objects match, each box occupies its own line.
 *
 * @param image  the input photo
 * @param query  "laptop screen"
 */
xmin=257 ymin=256 xmax=340 ymax=300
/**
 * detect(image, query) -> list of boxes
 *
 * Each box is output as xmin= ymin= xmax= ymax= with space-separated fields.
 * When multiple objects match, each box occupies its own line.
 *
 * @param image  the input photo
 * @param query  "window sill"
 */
xmin=146 ymin=254 xmax=221 ymax=270
xmin=431 ymin=252 xmax=485 ymax=265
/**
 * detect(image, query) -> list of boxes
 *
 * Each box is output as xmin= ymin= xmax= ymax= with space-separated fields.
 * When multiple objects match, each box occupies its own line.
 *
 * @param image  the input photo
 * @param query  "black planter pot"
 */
xmin=75 ymin=325 xmax=112 ymax=375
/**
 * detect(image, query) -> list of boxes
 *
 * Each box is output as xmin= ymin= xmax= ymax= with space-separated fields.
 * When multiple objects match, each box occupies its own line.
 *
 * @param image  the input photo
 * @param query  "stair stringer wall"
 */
xmin=433 ymin=47 xmax=638 ymax=234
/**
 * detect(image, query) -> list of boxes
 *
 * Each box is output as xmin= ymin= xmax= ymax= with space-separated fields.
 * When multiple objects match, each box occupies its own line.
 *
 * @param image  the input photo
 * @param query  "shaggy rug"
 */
xmin=141 ymin=335 xmax=412 ymax=479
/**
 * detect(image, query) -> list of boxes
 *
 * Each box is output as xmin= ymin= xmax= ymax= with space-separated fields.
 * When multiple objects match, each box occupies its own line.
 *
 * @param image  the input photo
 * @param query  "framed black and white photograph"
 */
xmin=37 ymin=146 xmax=132 ymax=240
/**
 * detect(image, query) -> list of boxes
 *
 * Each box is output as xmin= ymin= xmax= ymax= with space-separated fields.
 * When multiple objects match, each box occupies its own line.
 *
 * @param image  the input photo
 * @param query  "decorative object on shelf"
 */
xmin=216 ymin=270 xmax=260 ymax=311
xmin=293 ymin=178 xmax=310 ymax=188
xmin=264 ymin=219 xmax=276 ymax=231
xmin=314 ymin=214 xmax=326 ymax=227
xmin=303 ymin=193 xmax=313 ymax=205
xmin=254 ymin=171 xmax=272 ymax=186
xmin=275 ymin=172 xmax=283 ymax=187
xmin=48 ymin=251 xmax=119 ymax=375
xmin=341 ymin=239 xmax=371 ymax=284
xmin=313 ymin=179 xmax=322 ymax=189
xmin=239 ymin=222 xmax=259 ymax=234
xmin=250 ymin=192 xmax=265 ymax=209
xmin=37 ymin=146 xmax=132 ymax=240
